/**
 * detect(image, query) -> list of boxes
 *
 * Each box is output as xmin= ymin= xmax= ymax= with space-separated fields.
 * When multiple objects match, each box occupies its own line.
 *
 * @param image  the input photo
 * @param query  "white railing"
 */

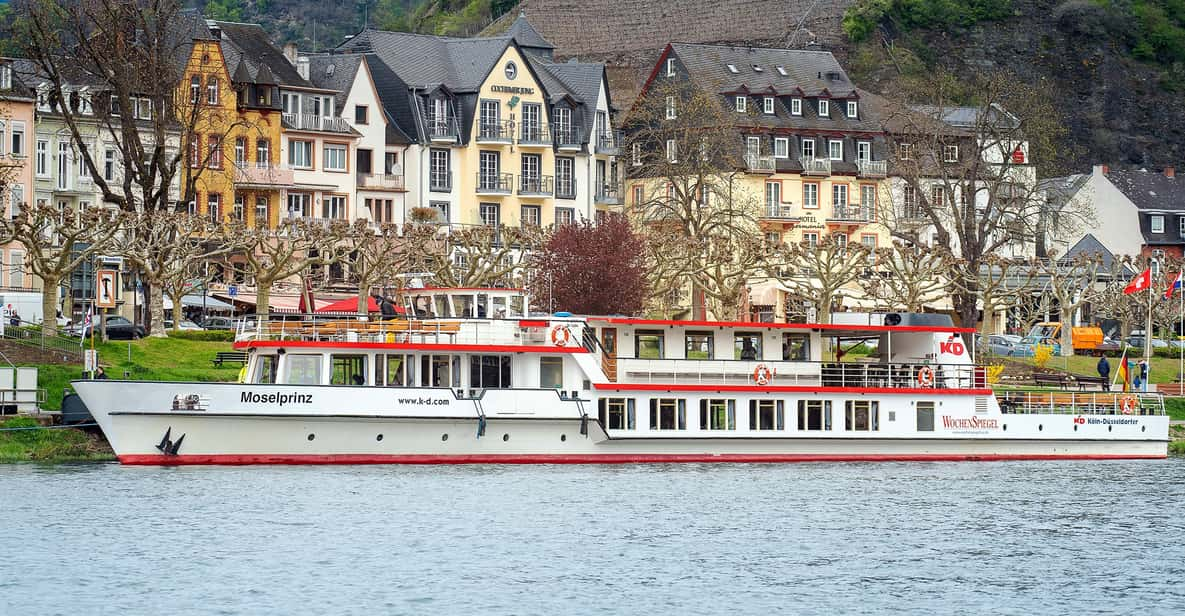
xmin=857 ymin=160 xmax=887 ymax=177
xmin=763 ymin=204 xmax=798 ymax=219
xmin=745 ymin=153 xmax=775 ymax=172
xmin=617 ymin=359 xmax=985 ymax=389
xmin=237 ymin=315 xmax=590 ymax=350
xmin=802 ymin=157 xmax=832 ymax=176
xmin=996 ymin=391 xmax=1166 ymax=416
xmin=357 ymin=173 xmax=405 ymax=190
xmin=282 ymin=113 xmax=353 ymax=133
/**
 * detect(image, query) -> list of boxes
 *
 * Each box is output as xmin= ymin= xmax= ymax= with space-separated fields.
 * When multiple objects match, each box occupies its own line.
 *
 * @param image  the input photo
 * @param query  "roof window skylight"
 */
xmin=776 ymin=66 xmax=787 ymax=76
xmin=726 ymin=64 xmax=739 ymax=74
xmin=752 ymin=64 xmax=763 ymax=72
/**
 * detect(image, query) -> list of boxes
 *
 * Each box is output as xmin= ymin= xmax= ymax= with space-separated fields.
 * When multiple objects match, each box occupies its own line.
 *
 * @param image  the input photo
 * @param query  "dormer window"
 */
xmin=666 ymin=58 xmax=675 ymax=77
xmin=943 ymin=145 xmax=959 ymax=163
xmin=727 ymin=64 xmax=739 ymax=74
xmin=665 ymin=96 xmax=677 ymax=120
xmin=818 ymin=99 xmax=829 ymax=117
xmin=752 ymin=65 xmax=763 ymax=73
xmin=1152 ymin=215 xmax=1165 ymax=234
xmin=899 ymin=143 xmax=912 ymax=160
xmin=1179 ymin=217 xmax=1185 ymax=235
xmin=763 ymin=97 xmax=774 ymax=115
xmin=790 ymin=98 xmax=801 ymax=116
xmin=735 ymin=96 xmax=747 ymax=113
xmin=846 ymin=101 xmax=857 ymax=118
xmin=776 ymin=66 xmax=787 ymax=76
xmin=0 ymin=65 xmax=10 ymax=90
xmin=666 ymin=139 xmax=677 ymax=163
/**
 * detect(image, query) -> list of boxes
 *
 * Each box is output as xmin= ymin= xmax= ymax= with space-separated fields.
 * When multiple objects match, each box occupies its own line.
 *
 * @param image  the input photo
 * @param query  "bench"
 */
xmin=1073 ymin=375 xmax=1109 ymax=391
xmin=212 ymin=351 xmax=248 ymax=367
xmin=1032 ymin=372 xmax=1071 ymax=388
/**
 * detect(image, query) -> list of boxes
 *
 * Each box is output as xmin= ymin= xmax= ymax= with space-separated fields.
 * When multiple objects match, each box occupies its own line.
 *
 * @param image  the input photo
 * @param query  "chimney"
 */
xmin=1166 ymin=166 xmax=1176 ymax=179
xmin=296 ymin=56 xmax=309 ymax=81
xmin=283 ymin=43 xmax=298 ymax=65
xmin=1094 ymin=164 xmax=1109 ymax=176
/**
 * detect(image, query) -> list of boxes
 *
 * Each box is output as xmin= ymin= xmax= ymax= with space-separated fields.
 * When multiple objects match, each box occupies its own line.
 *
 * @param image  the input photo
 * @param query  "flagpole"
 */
xmin=1178 ymin=278 xmax=1183 ymax=390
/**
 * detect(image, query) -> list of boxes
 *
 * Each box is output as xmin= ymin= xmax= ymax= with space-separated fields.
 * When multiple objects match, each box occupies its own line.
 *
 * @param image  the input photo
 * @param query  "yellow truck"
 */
xmin=1027 ymin=322 xmax=1105 ymax=354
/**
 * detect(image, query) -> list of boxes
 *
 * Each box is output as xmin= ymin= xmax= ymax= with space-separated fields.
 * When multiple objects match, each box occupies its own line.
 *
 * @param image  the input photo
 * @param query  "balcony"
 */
xmin=426 ymin=118 xmax=459 ymax=143
xmin=555 ymin=127 xmax=583 ymax=151
xmin=761 ymin=204 xmax=799 ymax=220
xmin=595 ymin=184 xmax=621 ymax=205
xmin=828 ymin=204 xmax=875 ymax=223
xmin=476 ymin=119 xmax=514 ymax=144
xmin=282 ymin=113 xmax=353 ymax=133
xmin=518 ymin=174 xmax=554 ymax=197
xmin=356 ymin=173 xmax=405 ymax=191
xmin=596 ymin=130 xmax=623 ymax=155
xmin=519 ymin=123 xmax=552 ymax=147
xmin=235 ymin=162 xmax=295 ymax=188
xmin=745 ymin=153 xmax=775 ymax=173
xmin=857 ymin=159 xmax=887 ymax=178
xmin=555 ymin=178 xmax=577 ymax=200
xmin=476 ymin=172 xmax=513 ymax=195
xmin=429 ymin=172 xmax=452 ymax=193
xmin=802 ymin=157 xmax=832 ymax=176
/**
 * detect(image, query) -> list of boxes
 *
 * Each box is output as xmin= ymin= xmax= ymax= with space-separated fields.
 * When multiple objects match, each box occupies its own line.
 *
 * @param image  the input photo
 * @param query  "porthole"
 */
xmin=1108 ymin=425 xmax=1113 ymax=432
xmin=441 ymin=433 xmax=449 ymax=441
xmin=1002 ymin=424 xmax=1007 ymax=432
xmin=503 ymin=433 xmax=510 ymax=442
xmin=1142 ymin=426 xmax=1146 ymax=432
xmin=560 ymin=434 xmax=567 ymax=442
xmin=376 ymin=434 xmax=384 ymax=441
xmin=307 ymin=433 xmax=315 ymax=441
xmin=1073 ymin=425 xmax=1078 ymax=432
xmin=1038 ymin=424 xmax=1043 ymax=432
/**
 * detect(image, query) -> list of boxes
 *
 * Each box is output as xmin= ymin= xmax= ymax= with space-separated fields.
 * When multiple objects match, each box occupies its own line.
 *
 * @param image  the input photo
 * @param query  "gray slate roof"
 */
xmin=213 ymin=21 xmax=311 ymax=88
xmin=505 ymin=12 xmax=555 ymax=50
xmin=669 ymin=43 xmax=857 ymax=98
xmin=307 ymin=54 xmax=363 ymax=115
xmin=1062 ymin=233 xmax=1118 ymax=269
xmin=910 ymin=103 xmax=1021 ymax=130
xmin=1108 ymin=168 xmax=1185 ymax=211
xmin=341 ymin=29 xmax=511 ymax=93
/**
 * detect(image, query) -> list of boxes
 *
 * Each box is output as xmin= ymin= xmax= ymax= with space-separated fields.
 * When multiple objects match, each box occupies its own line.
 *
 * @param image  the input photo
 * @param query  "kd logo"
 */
xmin=939 ymin=340 xmax=965 ymax=356
xmin=1073 ymin=416 xmax=1086 ymax=425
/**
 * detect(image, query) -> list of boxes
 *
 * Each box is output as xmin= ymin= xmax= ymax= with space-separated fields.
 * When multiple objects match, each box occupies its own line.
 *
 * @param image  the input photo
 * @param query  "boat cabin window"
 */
xmin=845 ymin=401 xmax=879 ymax=431
xmin=253 ymin=355 xmax=278 ymax=384
xmin=540 ymin=356 xmax=564 ymax=389
xmin=378 ymin=354 xmax=415 ymax=387
xmin=749 ymin=400 xmax=785 ymax=430
xmin=783 ymin=333 xmax=810 ymax=361
xmin=411 ymin=295 xmax=435 ymax=318
xmin=649 ymin=398 xmax=686 ymax=430
xmin=797 ymin=400 xmax=832 ymax=431
xmin=284 ymin=354 xmax=322 ymax=385
xmin=491 ymin=296 xmax=507 ymax=319
xmin=685 ymin=331 xmax=713 ymax=359
xmin=636 ymin=330 xmax=664 ymax=359
xmin=510 ymin=295 xmax=524 ymax=317
xmin=331 ymin=354 xmax=367 ymax=386
xmin=916 ymin=401 xmax=935 ymax=432
xmin=735 ymin=333 xmax=761 ymax=360
xmin=599 ymin=398 xmax=636 ymax=429
xmin=434 ymin=294 xmax=449 ymax=317
xmin=453 ymin=294 xmax=475 ymax=318
xmin=470 ymin=355 xmax=512 ymax=389
xmin=699 ymin=399 xmax=736 ymax=430
xmin=421 ymin=354 xmax=460 ymax=387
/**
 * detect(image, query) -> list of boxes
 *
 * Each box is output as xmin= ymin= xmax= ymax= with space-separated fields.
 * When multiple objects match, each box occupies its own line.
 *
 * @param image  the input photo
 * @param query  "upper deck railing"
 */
xmin=616 ymin=359 xmax=986 ymax=389
xmin=996 ymin=390 xmax=1166 ymax=416
xmin=236 ymin=315 xmax=588 ymax=349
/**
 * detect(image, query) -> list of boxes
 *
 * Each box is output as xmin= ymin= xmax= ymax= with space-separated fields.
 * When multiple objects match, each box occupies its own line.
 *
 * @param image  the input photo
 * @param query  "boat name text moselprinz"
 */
xmin=241 ymin=391 xmax=313 ymax=406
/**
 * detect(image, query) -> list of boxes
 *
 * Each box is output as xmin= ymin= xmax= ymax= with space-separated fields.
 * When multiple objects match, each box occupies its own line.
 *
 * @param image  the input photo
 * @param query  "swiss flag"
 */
xmin=1124 ymin=268 xmax=1152 ymax=295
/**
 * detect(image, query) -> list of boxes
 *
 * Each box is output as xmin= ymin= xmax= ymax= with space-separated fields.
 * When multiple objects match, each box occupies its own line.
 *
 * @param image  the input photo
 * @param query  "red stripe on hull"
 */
xmin=236 ymin=341 xmax=585 ymax=353
xmin=118 ymin=452 xmax=1167 ymax=465
xmin=593 ymin=384 xmax=993 ymax=395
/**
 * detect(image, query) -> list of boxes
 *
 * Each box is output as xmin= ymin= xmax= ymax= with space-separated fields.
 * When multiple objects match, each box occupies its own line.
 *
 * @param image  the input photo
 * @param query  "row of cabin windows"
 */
xmin=252 ymin=353 xmax=564 ymax=389
xmin=598 ymin=399 xmax=897 ymax=432
xmin=635 ymin=331 xmax=809 ymax=361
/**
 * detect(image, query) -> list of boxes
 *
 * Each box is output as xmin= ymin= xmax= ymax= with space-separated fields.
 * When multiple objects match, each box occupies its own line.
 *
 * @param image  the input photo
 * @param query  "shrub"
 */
xmin=169 ymin=330 xmax=235 ymax=342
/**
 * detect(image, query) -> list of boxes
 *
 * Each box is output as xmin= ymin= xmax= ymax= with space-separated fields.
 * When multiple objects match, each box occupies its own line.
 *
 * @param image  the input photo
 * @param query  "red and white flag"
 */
xmin=1124 ymin=268 xmax=1152 ymax=295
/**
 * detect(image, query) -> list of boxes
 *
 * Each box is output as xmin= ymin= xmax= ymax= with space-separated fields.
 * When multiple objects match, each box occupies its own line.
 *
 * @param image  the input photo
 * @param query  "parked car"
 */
xmin=66 ymin=315 xmax=145 ymax=340
xmin=200 ymin=316 xmax=237 ymax=330
xmin=985 ymin=335 xmax=1018 ymax=356
xmin=164 ymin=319 xmax=204 ymax=331
xmin=1125 ymin=335 xmax=1168 ymax=349
xmin=1010 ymin=336 xmax=1062 ymax=357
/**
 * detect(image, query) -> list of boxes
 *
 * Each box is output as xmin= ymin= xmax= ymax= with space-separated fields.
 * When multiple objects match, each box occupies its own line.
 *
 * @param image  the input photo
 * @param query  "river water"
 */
xmin=2 ymin=460 xmax=1184 ymax=615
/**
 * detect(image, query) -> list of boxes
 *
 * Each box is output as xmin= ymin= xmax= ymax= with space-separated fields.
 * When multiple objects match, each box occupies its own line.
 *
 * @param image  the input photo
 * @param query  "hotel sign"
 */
xmin=492 ymin=85 xmax=534 ymax=95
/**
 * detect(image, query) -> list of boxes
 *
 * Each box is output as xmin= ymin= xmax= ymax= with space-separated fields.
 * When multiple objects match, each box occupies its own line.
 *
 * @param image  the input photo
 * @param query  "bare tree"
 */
xmin=337 ymin=220 xmax=415 ymax=314
xmin=771 ymin=235 xmax=871 ymax=324
xmin=1032 ymin=254 xmax=1102 ymax=356
xmin=234 ymin=219 xmax=347 ymax=320
xmin=419 ymin=225 xmax=547 ymax=290
xmin=861 ymin=242 xmax=956 ymax=313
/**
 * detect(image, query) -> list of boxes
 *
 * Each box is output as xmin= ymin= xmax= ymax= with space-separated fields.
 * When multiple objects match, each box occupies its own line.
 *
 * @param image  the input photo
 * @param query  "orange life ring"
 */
xmin=752 ymin=363 xmax=774 ymax=385
xmin=917 ymin=366 xmax=935 ymax=387
xmin=1120 ymin=396 xmax=1137 ymax=415
xmin=549 ymin=325 xmax=571 ymax=346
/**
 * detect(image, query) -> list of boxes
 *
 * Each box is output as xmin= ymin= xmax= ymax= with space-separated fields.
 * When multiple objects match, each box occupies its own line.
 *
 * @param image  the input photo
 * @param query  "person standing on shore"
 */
xmin=1097 ymin=355 xmax=1111 ymax=391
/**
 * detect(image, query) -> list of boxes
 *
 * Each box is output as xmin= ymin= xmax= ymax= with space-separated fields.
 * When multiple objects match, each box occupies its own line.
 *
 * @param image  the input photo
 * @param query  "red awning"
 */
xmin=316 ymin=296 xmax=406 ymax=314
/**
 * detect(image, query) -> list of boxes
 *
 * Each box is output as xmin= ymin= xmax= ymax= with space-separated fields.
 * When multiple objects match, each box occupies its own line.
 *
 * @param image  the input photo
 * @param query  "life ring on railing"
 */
xmin=752 ymin=363 xmax=774 ymax=386
xmin=917 ymin=366 xmax=935 ymax=388
xmin=1120 ymin=395 xmax=1137 ymax=415
xmin=549 ymin=325 xmax=571 ymax=346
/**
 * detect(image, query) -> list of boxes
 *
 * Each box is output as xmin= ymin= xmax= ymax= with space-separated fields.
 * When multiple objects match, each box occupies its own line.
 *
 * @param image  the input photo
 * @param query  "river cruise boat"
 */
xmin=73 ymin=288 xmax=1170 ymax=464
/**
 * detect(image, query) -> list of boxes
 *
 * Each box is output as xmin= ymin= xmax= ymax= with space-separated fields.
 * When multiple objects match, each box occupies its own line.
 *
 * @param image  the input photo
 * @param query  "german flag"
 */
xmin=1119 ymin=359 xmax=1131 ymax=393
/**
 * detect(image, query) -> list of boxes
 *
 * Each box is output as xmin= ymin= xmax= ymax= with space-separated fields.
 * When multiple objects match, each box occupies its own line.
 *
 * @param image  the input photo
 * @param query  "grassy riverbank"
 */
xmin=0 ymin=417 xmax=114 ymax=462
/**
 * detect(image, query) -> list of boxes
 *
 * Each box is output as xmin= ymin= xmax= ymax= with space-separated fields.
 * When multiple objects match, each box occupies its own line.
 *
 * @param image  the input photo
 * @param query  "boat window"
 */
xmin=649 ymin=398 xmax=686 ymax=430
xmin=699 ymin=399 xmax=736 ymax=430
xmin=434 ymin=294 xmax=450 ymax=317
xmin=598 ymin=398 xmax=636 ymax=430
xmin=540 ymin=356 xmax=563 ymax=389
xmin=382 ymin=354 xmax=415 ymax=387
xmin=845 ymin=400 xmax=879 ymax=431
xmin=470 ymin=355 xmax=512 ymax=388
xmin=510 ymin=295 xmax=524 ymax=317
xmin=749 ymin=400 xmax=785 ymax=430
xmin=916 ymin=401 xmax=935 ymax=432
xmin=421 ymin=354 xmax=460 ymax=387
xmin=491 ymin=296 xmax=507 ymax=319
xmin=331 ymin=354 xmax=367 ymax=385
xmin=783 ymin=333 xmax=810 ymax=361
xmin=636 ymin=330 xmax=664 ymax=359
xmin=284 ymin=354 xmax=322 ymax=385
xmin=685 ymin=331 xmax=713 ymax=359
xmin=797 ymin=400 xmax=832 ymax=431
xmin=735 ymin=333 xmax=762 ymax=360
xmin=252 ymin=355 xmax=278 ymax=384
xmin=411 ymin=295 xmax=434 ymax=317
xmin=453 ymin=294 xmax=475 ymax=317
xmin=476 ymin=293 xmax=489 ymax=318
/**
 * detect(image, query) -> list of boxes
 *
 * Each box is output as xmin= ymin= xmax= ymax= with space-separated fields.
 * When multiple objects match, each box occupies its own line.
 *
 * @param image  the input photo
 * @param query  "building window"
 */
xmin=1152 ymin=215 xmax=1165 ymax=234
xmin=206 ymin=78 xmax=219 ymax=105
xmin=479 ymin=99 xmax=500 ymax=137
xmin=10 ymin=250 xmax=23 ymax=288
xmin=861 ymin=234 xmax=877 ymax=249
xmin=57 ymin=141 xmax=71 ymax=190
xmin=845 ymin=401 xmax=879 ymax=431
xmin=537 ymin=356 xmax=563 ymax=389
xmin=632 ymin=184 xmax=644 ymax=207
xmin=429 ymin=148 xmax=450 ymax=191
xmin=555 ymin=207 xmax=575 ymax=226
xmin=899 ymin=143 xmax=912 ymax=160
xmin=750 ymin=400 xmax=785 ymax=431
xmin=774 ymin=137 xmax=789 ymax=159
xmin=666 ymin=58 xmax=676 ymax=76
xmin=833 ymin=184 xmax=848 ymax=208
xmin=35 ymin=140 xmax=49 ymax=176
xmin=861 ymin=184 xmax=876 ymax=211
xmin=190 ymin=76 xmax=200 ymax=103
xmin=765 ymin=181 xmax=781 ymax=210
xmin=479 ymin=202 xmax=499 ymax=227
xmin=666 ymin=139 xmax=677 ymax=163
xmin=555 ymin=157 xmax=575 ymax=198
xmin=631 ymin=143 xmax=642 ymax=167
xmin=797 ymin=400 xmax=832 ymax=431
xmin=103 ymin=148 xmax=116 ymax=181
xmin=289 ymin=140 xmax=312 ymax=168
xmin=847 ymin=100 xmax=857 ymax=118
xmin=478 ymin=151 xmax=501 ymax=189
xmin=354 ymin=105 xmax=368 ymax=125
xmin=931 ymin=185 xmax=947 ymax=209
xmin=803 ymin=183 xmax=818 ymax=209
xmin=207 ymin=193 xmax=221 ymax=222
xmin=286 ymin=193 xmax=311 ymax=218
xmin=10 ymin=121 xmax=24 ymax=156
xmin=322 ymin=195 xmax=347 ymax=219
xmin=665 ymin=96 xmax=677 ymax=120
xmin=803 ymin=232 xmax=819 ymax=249
xmin=699 ymin=399 xmax=736 ymax=431
xmin=599 ymin=398 xmax=636 ymax=430
xmin=203 ymin=135 xmax=220 ymax=169
xmin=429 ymin=200 xmax=449 ymax=222
xmin=234 ymin=137 xmax=246 ymax=166
xmin=943 ymin=144 xmax=959 ymax=163
xmin=801 ymin=138 xmax=815 ymax=160
xmin=735 ymin=96 xmax=747 ymax=113
xmin=649 ymin=399 xmax=687 ymax=430
xmin=256 ymin=139 xmax=270 ymax=166
xmin=857 ymin=141 xmax=871 ymax=162
xmin=0 ymin=65 xmax=10 ymax=89
xmin=763 ymin=97 xmax=774 ymax=115
xmin=521 ymin=205 xmax=541 ymax=227
xmin=685 ymin=331 xmax=713 ymax=359
xmin=727 ymin=63 xmax=739 ymax=73
xmin=791 ymin=98 xmax=802 ymax=115
xmin=254 ymin=197 xmax=269 ymax=227
xmin=232 ymin=195 xmax=245 ymax=221
xmin=1179 ymin=217 xmax=1185 ymax=236
xmin=323 ymin=144 xmax=347 ymax=171
xmin=828 ymin=139 xmax=843 ymax=160
xmin=735 ymin=332 xmax=761 ymax=360
xmin=818 ymin=99 xmax=829 ymax=117
xmin=636 ymin=330 xmax=664 ymax=359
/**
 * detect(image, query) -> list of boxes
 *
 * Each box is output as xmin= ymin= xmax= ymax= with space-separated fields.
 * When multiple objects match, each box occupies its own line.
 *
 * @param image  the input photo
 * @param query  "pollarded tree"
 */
xmin=860 ymin=242 xmax=957 ymax=313
xmin=422 ymin=225 xmax=548 ymax=290
xmin=337 ymin=220 xmax=417 ymax=314
xmin=530 ymin=213 xmax=649 ymax=315
xmin=772 ymin=234 xmax=872 ymax=324
xmin=1032 ymin=254 xmax=1103 ymax=356
xmin=234 ymin=218 xmax=349 ymax=320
